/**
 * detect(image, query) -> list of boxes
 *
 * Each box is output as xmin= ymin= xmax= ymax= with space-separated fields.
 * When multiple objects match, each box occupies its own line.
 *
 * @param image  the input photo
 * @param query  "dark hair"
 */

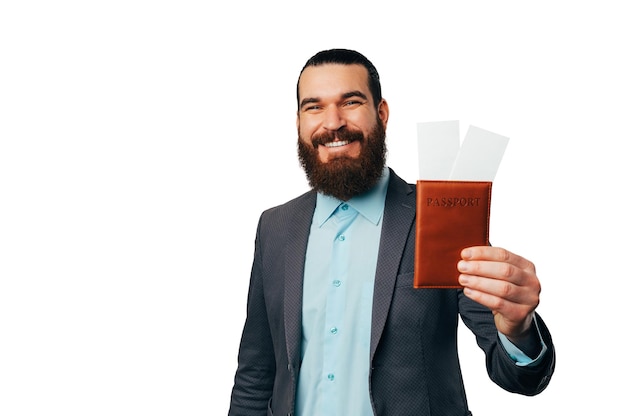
xmin=297 ymin=48 xmax=382 ymax=108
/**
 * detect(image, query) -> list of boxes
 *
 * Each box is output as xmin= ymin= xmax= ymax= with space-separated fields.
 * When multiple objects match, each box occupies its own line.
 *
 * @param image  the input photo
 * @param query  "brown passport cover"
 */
xmin=414 ymin=180 xmax=492 ymax=289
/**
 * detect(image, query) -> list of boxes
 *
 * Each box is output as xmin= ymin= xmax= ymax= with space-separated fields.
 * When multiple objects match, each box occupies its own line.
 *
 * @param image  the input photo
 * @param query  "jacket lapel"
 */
xmin=283 ymin=191 xmax=316 ymax=367
xmin=370 ymin=169 xmax=415 ymax=359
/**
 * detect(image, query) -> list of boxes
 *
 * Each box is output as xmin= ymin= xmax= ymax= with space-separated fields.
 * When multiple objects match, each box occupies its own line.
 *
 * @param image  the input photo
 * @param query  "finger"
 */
xmin=463 ymin=285 xmax=536 ymax=329
xmin=457 ymin=258 xmax=523 ymax=285
xmin=461 ymin=246 xmax=536 ymax=273
xmin=462 ymin=285 xmax=508 ymax=311
xmin=459 ymin=273 xmax=529 ymax=304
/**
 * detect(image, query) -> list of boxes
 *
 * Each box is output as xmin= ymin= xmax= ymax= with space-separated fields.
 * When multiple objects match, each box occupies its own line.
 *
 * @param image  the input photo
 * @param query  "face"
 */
xmin=297 ymin=64 xmax=390 ymax=200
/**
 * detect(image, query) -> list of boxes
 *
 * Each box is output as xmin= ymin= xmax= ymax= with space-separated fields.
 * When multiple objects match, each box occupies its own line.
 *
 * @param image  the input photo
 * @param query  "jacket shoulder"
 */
xmin=260 ymin=190 xmax=315 ymax=220
xmin=254 ymin=190 xmax=317 ymax=238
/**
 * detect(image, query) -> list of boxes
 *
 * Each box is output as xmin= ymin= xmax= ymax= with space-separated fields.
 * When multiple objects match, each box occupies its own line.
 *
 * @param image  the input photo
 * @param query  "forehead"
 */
xmin=298 ymin=64 xmax=371 ymax=100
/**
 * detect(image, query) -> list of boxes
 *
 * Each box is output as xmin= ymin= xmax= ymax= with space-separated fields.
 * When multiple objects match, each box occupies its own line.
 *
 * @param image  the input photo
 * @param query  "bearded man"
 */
xmin=229 ymin=48 xmax=555 ymax=416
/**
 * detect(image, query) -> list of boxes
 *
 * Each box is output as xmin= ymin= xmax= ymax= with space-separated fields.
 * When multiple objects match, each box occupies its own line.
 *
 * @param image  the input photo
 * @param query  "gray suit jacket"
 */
xmin=229 ymin=168 xmax=555 ymax=416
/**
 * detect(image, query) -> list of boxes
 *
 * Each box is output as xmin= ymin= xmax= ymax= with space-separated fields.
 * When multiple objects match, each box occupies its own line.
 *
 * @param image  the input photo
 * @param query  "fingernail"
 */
xmin=458 ymin=261 xmax=469 ymax=272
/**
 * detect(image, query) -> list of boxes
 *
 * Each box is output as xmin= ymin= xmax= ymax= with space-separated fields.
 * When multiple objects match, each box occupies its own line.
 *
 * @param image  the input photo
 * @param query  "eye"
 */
xmin=344 ymin=100 xmax=363 ymax=107
xmin=303 ymin=104 xmax=322 ymax=112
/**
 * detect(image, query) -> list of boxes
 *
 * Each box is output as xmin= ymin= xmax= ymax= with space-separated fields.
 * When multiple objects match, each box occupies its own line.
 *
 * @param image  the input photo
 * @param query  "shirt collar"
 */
xmin=314 ymin=166 xmax=390 ymax=227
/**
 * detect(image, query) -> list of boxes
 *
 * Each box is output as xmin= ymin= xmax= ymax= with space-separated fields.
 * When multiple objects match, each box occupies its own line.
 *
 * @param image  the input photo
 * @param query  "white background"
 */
xmin=1 ymin=1 xmax=624 ymax=415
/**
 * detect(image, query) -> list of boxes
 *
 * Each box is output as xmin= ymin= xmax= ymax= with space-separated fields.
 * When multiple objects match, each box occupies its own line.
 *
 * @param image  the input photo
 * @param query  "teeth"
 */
xmin=325 ymin=140 xmax=349 ymax=148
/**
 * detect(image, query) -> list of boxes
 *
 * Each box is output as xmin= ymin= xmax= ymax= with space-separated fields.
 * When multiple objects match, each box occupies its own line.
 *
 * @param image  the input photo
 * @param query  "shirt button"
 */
xmin=330 ymin=327 xmax=338 ymax=335
xmin=332 ymin=279 xmax=341 ymax=287
xmin=327 ymin=373 xmax=335 ymax=381
xmin=338 ymin=235 xmax=345 ymax=241
xmin=341 ymin=204 xmax=349 ymax=211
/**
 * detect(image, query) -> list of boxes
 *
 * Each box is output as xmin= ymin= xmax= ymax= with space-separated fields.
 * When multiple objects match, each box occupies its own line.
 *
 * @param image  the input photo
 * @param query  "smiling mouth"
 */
xmin=311 ymin=129 xmax=364 ymax=149
xmin=324 ymin=140 xmax=351 ymax=148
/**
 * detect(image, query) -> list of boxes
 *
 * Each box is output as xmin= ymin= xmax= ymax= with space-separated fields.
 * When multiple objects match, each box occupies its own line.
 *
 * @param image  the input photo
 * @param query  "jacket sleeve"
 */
xmin=458 ymin=290 xmax=556 ymax=396
xmin=228 ymin=217 xmax=276 ymax=415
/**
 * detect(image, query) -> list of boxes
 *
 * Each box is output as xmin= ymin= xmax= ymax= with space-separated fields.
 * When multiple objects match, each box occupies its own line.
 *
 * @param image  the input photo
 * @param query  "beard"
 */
xmin=297 ymin=118 xmax=387 ymax=201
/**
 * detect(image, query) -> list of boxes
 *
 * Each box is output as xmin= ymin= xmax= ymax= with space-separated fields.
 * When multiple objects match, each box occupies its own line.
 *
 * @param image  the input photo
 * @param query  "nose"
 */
xmin=322 ymin=105 xmax=346 ymax=131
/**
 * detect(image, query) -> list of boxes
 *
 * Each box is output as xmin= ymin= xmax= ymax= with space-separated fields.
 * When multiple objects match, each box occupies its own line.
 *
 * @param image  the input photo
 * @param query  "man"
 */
xmin=229 ymin=49 xmax=555 ymax=416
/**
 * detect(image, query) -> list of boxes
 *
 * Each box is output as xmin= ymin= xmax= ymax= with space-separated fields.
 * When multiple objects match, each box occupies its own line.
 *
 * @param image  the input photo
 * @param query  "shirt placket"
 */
xmin=321 ymin=203 xmax=357 ymax=413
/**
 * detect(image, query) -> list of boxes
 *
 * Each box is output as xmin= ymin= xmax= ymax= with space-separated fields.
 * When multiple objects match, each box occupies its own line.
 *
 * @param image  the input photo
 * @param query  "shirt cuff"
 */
xmin=497 ymin=314 xmax=548 ymax=367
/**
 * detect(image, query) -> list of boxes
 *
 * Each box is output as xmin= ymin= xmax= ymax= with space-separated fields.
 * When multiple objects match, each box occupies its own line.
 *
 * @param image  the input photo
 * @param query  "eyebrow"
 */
xmin=299 ymin=90 xmax=368 ymax=110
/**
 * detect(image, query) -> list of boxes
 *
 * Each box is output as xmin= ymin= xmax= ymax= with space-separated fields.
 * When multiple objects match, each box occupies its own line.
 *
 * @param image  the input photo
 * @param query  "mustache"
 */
xmin=310 ymin=128 xmax=365 ymax=148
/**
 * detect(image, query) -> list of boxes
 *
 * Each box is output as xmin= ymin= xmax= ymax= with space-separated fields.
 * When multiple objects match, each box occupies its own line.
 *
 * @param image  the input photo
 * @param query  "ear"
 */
xmin=377 ymin=99 xmax=390 ymax=129
xmin=296 ymin=110 xmax=300 ymax=131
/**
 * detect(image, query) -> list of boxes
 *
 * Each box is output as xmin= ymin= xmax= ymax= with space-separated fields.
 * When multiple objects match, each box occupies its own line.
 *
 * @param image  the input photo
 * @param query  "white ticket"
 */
xmin=417 ymin=121 xmax=509 ymax=181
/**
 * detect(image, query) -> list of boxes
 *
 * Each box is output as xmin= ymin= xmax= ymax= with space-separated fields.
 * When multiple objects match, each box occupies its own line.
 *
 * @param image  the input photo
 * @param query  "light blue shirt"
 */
xmin=295 ymin=166 xmax=546 ymax=415
xmin=498 ymin=315 xmax=548 ymax=366
xmin=296 ymin=167 xmax=390 ymax=416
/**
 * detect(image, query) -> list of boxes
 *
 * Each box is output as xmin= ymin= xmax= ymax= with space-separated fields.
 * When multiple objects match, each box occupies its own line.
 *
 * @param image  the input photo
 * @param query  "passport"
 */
xmin=414 ymin=180 xmax=492 ymax=289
